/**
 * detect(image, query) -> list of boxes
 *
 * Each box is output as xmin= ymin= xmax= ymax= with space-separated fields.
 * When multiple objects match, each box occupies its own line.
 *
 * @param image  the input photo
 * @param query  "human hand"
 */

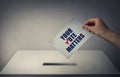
xmin=82 ymin=18 xmax=110 ymax=38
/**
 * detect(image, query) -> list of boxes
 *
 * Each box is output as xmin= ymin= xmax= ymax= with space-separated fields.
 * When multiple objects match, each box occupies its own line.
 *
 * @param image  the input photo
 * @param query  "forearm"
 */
xmin=101 ymin=30 xmax=120 ymax=48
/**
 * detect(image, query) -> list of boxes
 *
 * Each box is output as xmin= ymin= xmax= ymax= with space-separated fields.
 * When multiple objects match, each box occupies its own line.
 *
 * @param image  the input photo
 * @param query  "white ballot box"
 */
xmin=0 ymin=50 xmax=119 ymax=74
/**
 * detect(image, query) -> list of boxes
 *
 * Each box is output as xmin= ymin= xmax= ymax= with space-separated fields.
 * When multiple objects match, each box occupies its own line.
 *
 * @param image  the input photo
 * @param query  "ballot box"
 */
xmin=0 ymin=50 xmax=119 ymax=74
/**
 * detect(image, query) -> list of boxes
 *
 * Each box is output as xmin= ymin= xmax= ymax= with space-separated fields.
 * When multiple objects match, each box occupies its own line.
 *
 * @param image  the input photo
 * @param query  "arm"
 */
xmin=82 ymin=18 xmax=120 ymax=48
xmin=102 ymin=30 xmax=120 ymax=48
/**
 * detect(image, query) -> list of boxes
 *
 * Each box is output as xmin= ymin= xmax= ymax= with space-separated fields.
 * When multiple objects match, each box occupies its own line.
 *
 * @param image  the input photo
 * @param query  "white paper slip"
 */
xmin=52 ymin=20 xmax=92 ymax=58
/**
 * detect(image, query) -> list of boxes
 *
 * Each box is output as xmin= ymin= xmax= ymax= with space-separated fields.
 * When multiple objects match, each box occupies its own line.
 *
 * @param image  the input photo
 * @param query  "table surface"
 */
xmin=0 ymin=50 xmax=119 ymax=74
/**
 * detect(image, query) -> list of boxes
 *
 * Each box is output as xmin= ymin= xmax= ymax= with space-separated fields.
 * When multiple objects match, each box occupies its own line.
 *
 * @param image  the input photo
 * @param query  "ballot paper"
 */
xmin=52 ymin=20 xmax=92 ymax=58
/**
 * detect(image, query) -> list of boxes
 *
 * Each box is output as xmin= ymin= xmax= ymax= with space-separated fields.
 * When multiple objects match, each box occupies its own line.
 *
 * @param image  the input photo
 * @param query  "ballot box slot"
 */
xmin=43 ymin=63 xmax=77 ymax=66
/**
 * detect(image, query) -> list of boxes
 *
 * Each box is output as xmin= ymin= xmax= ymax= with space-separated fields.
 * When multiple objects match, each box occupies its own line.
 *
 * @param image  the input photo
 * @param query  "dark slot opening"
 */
xmin=43 ymin=63 xmax=77 ymax=66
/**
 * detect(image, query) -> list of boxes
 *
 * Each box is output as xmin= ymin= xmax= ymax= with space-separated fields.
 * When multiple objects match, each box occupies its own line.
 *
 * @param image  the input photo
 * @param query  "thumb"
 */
xmin=83 ymin=25 xmax=94 ymax=32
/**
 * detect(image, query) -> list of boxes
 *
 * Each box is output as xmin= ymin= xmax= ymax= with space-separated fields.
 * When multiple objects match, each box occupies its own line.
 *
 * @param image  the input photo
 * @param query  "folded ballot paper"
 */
xmin=52 ymin=20 xmax=92 ymax=58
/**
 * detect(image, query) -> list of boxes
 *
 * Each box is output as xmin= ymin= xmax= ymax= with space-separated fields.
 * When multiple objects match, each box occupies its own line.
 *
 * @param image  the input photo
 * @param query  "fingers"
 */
xmin=83 ymin=24 xmax=94 ymax=32
xmin=83 ymin=18 xmax=97 ymax=26
xmin=82 ymin=18 xmax=96 ymax=32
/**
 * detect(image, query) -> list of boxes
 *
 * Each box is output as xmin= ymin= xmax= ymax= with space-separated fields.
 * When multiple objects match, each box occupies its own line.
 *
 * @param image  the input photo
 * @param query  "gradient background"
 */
xmin=0 ymin=0 xmax=120 ymax=74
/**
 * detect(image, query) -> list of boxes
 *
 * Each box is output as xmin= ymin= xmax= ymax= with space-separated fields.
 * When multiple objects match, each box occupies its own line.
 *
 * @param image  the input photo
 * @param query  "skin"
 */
xmin=82 ymin=18 xmax=120 ymax=48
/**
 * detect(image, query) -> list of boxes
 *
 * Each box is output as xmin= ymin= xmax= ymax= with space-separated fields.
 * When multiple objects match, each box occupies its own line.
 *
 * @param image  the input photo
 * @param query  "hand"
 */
xmin=82 ymin=18 xmax=110 ymax=38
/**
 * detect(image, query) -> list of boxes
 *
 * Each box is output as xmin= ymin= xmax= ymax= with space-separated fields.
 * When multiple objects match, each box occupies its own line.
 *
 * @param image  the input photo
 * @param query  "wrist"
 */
xmin=100 ymin=29 xmax=112 ymax=39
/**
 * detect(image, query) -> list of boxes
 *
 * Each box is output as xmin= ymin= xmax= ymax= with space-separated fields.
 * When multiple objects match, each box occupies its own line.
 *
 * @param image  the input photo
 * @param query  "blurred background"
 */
xmin=0 ymin=0 xmax=120 ymax=72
